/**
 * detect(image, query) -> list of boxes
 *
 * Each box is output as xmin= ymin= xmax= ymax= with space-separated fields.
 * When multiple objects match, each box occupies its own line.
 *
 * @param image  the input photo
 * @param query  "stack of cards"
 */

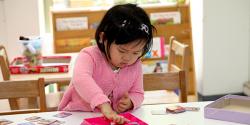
xmin=53 ymin=112 xmax=72 ymax=118
xmin=166 ymin=105 xmax=186 ymax=113
xmin=17 ymin=112 xmax=72 ymax=125
xmin=151 ymin=105 xmax=200 ymax=115
xmin=0 ymin=119 xmax=13 ymax=125
xmin=22 ymin=116 xmax=65 ymax=125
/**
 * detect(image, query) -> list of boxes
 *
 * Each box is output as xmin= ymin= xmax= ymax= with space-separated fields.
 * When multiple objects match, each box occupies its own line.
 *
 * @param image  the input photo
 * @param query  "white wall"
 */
xmin=2 ymin=0 xmax=40 ymax=60
xmin=190 ymin=0 xmax=203 ymax=95
xmin=197 ymin=0 xmax=250 ymax=96
xmin=249 ymin=10 xmax=250 ymax=83
xmin=0 ymin=0 xmax=7 ymax=46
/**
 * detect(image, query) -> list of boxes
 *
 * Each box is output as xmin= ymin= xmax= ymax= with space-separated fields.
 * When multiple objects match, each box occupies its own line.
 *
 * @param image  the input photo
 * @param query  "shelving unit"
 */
xmin=51 ymin=3 xmax=196 ymax=95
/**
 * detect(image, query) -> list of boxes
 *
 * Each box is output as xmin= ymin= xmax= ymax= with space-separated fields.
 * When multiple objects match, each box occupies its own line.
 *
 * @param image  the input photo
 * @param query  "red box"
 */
xmin=81 ymin=112 xmax=148 ymax=125
xmin=9 ymin=56 xmax=71 ymax=74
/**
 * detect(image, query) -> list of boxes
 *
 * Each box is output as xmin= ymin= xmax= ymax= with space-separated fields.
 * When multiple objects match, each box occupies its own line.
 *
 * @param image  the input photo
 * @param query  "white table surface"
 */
xmin=0 ymin=101 xmax=246 ymax=125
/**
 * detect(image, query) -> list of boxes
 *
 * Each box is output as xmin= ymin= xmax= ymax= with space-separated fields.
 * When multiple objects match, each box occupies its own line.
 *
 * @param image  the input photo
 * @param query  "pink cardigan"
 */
xmin=58 ymin=45 xmax=144 ymax=112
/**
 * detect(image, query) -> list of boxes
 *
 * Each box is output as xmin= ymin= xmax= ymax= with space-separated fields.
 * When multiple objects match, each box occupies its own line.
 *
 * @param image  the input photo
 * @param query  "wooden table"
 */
xmin=0 ymin=101 xmax=246 ymax=125
xmin=9 ymin=53 xmax=77 ymax=85
xmin=7 ymin=34 xmax=78 ymax=85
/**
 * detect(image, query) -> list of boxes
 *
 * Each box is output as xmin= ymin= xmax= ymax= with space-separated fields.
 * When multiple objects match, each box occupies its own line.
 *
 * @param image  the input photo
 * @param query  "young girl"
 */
xmin=59 ymin=3 xmax=155 ymax=124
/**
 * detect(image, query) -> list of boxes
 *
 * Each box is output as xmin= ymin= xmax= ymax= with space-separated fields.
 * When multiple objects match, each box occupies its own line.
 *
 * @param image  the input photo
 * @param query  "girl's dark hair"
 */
xmin=95 ymin=3 xmax=155 ymax=59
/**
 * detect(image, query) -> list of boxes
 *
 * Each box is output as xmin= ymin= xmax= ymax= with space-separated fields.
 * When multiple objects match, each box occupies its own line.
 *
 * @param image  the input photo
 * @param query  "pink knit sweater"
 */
xmin=58 ymin=45 xmax=144 ymax=112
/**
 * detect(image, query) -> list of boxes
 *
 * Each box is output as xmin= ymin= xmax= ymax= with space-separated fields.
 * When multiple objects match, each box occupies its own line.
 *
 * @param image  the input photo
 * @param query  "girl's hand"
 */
xmin=117 ymin=92 xmax=133 ymax=113
xmin=98 ymin=102 xmax=129 ymax=124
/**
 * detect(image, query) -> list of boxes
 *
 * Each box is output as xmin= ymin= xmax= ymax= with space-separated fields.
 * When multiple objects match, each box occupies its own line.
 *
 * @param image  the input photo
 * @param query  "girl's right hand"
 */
xmin=98 ymin=102 xmax=130 ymax=124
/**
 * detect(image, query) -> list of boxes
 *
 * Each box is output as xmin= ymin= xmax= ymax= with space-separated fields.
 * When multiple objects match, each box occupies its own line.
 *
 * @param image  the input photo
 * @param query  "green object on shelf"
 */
xmin=177 ymin=0 xmax=185 ymax=4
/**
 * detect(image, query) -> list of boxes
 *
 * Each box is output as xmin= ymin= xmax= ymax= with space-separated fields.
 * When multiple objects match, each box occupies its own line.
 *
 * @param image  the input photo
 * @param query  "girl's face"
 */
xmin=107 ymin=40 xmax=145 ymax=68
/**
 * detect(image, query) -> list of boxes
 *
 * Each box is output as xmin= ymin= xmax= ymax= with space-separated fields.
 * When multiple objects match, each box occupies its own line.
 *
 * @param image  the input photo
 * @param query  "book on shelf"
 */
xmin=142 ymin=60 xmax=168 ymax=74
xmin=144 ymin=37 xmax=165 ymax=59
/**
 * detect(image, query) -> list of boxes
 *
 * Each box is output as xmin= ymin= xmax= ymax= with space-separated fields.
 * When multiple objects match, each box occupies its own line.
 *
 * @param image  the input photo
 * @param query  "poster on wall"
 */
xmin=150 ymin=11 xmax=181 ymax=25
xmin=56 ymin=17 xmax=88 ymax=31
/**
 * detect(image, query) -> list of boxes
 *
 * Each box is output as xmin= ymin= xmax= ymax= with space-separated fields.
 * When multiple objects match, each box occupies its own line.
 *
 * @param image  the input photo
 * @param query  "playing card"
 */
xmin=25 ymin=116 xmax=42 ymax=122
xmin=151 ymin=110 xmax=168 ymax=115
xmin=49 ymin=120 xmax=65 ymax=125
xmin=0 ymin=119 xmax=13 ymax=125
xmin=53 ymin=112 xmax=72 ymax=118
xmin=166 ymin=105 xmax=186 ymax=113
xmin=37 ymin=119 xmax=57 ymax=125
xmin=17 ymin=122 xmax=35 ymax=125
xmin=184 ymin=107 xmax=200 ymax=111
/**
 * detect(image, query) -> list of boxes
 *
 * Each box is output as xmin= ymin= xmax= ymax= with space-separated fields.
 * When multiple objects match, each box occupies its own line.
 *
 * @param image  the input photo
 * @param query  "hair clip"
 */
xmin=139 ymin=24 xmax=149 ymax=35
xmin=121 ymin=20 xmax=127 ymax=27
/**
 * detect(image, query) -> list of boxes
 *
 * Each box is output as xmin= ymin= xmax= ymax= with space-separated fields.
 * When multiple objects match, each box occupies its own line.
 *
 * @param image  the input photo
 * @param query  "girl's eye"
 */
xmin=133 ymin=52 xmax=140 ymax=55
xmin=118 ymin=50 xmax=125 ymax=53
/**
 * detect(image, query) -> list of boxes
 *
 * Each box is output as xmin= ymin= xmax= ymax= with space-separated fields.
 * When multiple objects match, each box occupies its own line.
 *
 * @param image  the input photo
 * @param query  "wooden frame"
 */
xmin=168 ymin=36 xmax=190 ymax=90
xmin=0 ymin=45 xmax=10 ymax=80
xmin=0 ymin=78 xmax=47 ymax=115
xmin=143 ymin=70 xmax=187 ymax=103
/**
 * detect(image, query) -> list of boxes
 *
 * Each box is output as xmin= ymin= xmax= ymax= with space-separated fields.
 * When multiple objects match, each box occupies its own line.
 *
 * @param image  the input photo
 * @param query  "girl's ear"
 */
xmin=99 ymin=32 xmax=105 ymax=43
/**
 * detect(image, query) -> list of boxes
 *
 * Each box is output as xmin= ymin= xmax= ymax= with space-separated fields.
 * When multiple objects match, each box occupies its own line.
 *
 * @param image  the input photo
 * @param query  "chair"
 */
xmin=143 ymin=70 xmax=187 ymax=104
xmin=0 ymin=78 xmax=47 ymax=115
xmin=168 ymin=36 xmax=189 ymax=84
xmin=142 ymin=36 xmax=189 ymax=105
xmin=0 ymin=45 xmax=10 ymax=80
xmin=0 ymin=45 xmax=64 ymax=111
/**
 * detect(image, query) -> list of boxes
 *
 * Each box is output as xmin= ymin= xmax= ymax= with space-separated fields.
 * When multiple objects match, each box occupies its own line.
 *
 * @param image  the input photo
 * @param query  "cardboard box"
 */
xmin=204 ymin=95 xmax=250 ymax=124
xmin=9 ymin=56 xmax=71 ymax=74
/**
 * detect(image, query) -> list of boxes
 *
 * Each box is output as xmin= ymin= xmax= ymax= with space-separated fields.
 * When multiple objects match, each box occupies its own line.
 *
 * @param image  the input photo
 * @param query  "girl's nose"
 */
xmin=122 ymin=54 xmax=131 ymax=62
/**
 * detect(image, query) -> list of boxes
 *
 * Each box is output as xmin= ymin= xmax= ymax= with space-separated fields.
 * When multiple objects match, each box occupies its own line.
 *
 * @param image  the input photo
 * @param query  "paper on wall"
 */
xmin=56 ymin=17 xmax=88 ymax=31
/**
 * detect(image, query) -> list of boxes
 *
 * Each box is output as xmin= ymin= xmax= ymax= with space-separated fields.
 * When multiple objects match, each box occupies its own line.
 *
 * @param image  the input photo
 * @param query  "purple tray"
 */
xmin=204 ymin=95 xmax=250 ymax=124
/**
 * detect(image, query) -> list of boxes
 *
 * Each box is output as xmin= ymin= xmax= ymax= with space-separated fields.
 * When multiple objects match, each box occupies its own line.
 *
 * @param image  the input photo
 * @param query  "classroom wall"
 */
xmin=190 ymin=0 xmax=203 ymax=96
xmin=249 ymin=13 xmax=250 ymax=84
xmin=0 ymin=0 xmax=40 ymax=60
xmin=197 ymin=0 xmax=250 ymax=96
xmin=0 ymin=0 xmax=7 ymax=46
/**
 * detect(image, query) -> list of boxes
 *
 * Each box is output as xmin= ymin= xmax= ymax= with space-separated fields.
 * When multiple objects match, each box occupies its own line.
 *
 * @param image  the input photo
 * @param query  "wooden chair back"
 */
xmin=168 ymin=36 xmax=189 ymax=90
xmin=0 ymin=45 xmax=10 ymax=80
xmin=143 ymin=70 xmax=187 ymax=103
xmin=0 ymin=78 xmax=47 ymax=115
xmin=168 ymin=36 xmax=189 ymax=72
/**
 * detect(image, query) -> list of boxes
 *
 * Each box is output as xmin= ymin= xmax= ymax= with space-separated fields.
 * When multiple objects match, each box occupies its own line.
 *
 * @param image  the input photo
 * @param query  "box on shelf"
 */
xmin=9 ymin=56 xmax=71 ymax=74
xmin=204 ymin=95 xmax=250 ymax=124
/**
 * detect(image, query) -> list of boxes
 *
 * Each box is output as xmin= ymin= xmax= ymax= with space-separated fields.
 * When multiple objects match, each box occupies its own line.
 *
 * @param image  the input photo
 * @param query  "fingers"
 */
xmin=117 ymin=103 xmax=127 ymax=113
xmin=112 ymin=115 xmax=130 ymax=124
xmin=123 ymin=92 xmax=129 ymax=98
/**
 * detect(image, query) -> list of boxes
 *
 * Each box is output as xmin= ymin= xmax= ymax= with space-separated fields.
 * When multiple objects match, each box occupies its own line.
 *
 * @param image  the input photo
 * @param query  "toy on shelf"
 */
xmin=19 ymin=36 xmax=42 ymax=67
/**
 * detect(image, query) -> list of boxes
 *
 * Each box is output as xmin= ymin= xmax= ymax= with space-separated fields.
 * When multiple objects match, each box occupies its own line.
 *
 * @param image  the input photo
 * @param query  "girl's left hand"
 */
xmin=116 ymin=92 xmax=133 ymax=113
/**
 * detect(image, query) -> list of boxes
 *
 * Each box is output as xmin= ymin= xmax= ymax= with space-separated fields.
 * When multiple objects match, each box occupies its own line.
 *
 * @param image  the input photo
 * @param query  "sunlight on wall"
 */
xmin=190 ymin=0 xmax=203 ymax=94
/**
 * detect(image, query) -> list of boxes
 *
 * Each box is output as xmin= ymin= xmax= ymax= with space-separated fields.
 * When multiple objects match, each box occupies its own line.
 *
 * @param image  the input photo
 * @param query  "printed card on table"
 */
xmin=53 ymin=112 xmax=72 ymax=118
xmin=81 ymin=112 xmax=148 ymax=125
xmin=0 ymin=119 xmax=13 ymax=125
